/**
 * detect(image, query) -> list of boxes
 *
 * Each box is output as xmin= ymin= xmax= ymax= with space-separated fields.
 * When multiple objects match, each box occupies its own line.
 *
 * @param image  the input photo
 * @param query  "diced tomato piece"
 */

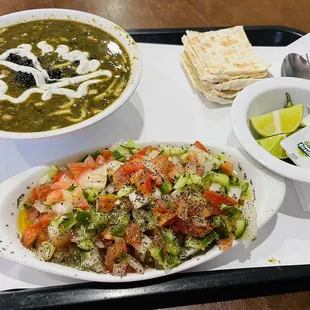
xmin=125 ymin=223 xmax=142 ymax=247
xmin=194 ymin=141 xmax=209 ymax=152
xmin=174 ymin=219 xmax=212 ymax=238
xmin=32 ymin=187 xmax=39 ymax=201
xmin=32 ymin=185 xmax=54 ymax=201
xmin=102 ymin=228 xmax=115 ymax=241
xmin=68 ymin=162 xmax=91 ymax=173
xmin=46 ymin=190 xmax=64 ymax=203
xmin=105 ymin=238 xmax=127 ymax=272
xmin=102 ymin=149 xmax=112 ymax=160
xmin=167 ymin=162 xmax=184 ymax=181
xmin=98 ymin=195 xmax=115 ymax=213
xmin=52 ymin=171 xmax=63 ymax=183
xmin=36 ymin=228 xmax=50 ymax=246
xmin=53 ymin=232 xmax=72 ymax=249
xmin=73 ymin=168 xmax=92 ymax=184
xmin=187 ymin=151 xmax=204 ymax=176
xmin=122 ymin=161 xmax=145 ymax=173
xmin=61 ymin=169 xmax=75 ymax=179
xmin=218 ymin=235 xmax=234 ymax=251
xmin=152 ymin=155 xmax=171 ymax=176
xmin=152 ymin=200 xmax=177 ymax=227
xmin=84 ymin=155 xmax=96 ymax=168
xmin=130 ymin=169 xmax=153 ymax=196
xmin=204 ymin=191 xmax=237 ymax=207
xmin=26 ymin=207 xmax=40 ymax=225
xmin=136 ymin=146 xmax=158 ymax=156
xmin=39 ymin=212 xmax=56 ymax=228
xmin=77 ymin=199 xmax=90 ymax=209
xmin=150 ymin=175 xmax=163 ymax=186
xmin=21 ymin=224 xmax=43 ymax=248
xmin=113 ymin=167 xmax=131 ymax=191
xmin=94 ymin=155 xmax=106 ymax=168
xmin=51 ymin=181 xmax=71 ymax=190
xmin=71 ymin=186 xmax=90 ymax=209
xmin=219 ymin=161 xmax=234 ymax=176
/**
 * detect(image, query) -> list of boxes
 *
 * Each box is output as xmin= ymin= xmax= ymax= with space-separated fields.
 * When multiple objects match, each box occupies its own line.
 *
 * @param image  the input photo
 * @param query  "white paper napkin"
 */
xmin=274 ymin=33 xmax=310 ymax=210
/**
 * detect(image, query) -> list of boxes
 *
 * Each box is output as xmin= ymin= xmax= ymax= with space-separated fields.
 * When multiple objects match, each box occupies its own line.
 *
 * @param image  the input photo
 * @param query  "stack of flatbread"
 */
xmin=181 ymin=26 xmax=269 ymax=104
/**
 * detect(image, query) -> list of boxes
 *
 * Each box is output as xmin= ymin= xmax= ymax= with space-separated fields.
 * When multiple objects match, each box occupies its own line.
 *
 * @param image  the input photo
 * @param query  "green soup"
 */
xmin=0 ymin=19 xmax=131 ymax=132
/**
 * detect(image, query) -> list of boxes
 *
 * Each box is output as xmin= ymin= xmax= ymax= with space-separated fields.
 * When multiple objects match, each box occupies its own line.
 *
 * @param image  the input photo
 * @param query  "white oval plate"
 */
xmin=0 ymin=141 xmax=285 ymax=283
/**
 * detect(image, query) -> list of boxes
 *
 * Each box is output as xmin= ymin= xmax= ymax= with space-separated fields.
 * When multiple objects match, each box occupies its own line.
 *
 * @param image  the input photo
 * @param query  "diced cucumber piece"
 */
xmin=161 ymin=146 xmax=187 ymax=155
xmin=162 ymin=228 xmax=180 ymax=256
xmin=78 ymin=238 xmax=94 ymax=251
xmin=234 ymin=219 xmax=247 ymax=239
xmin=179 ymin=152 xmax=189 ymax=163
xmin=174 ymin=175 xmax=188 ymax=189
xmin=201 ymin=231 xmax=219 ymax=248
xmin=111 ymin=150 xmax=126 ymax=162
xmin=164 ymin=253 xmax=180 ymax=268
xmin=39 ymin=165 xmax=59 ymax=185
xmin=189 ymin=173 xmax=201 ymax=184
xmin=185 ymin=236 xmax=203 ymax=249
xmin=117 ymin=186 xmax=134 ymax=198
xmin=185 ymin=231 xmax=218 ymax=250
xmin=37 ymin=241 xmax=56 ymax=261
xmin=110 ymin=224 xmax=126 ymax=237
xmin=90 ymin=211 xmax=110 ymax=232
xmin=206 ymin=172 xmax=229 ymax=186
xmin=240 ymin=187 xmax=252 ymax=200
xmin=224 ymin=207 xmax=242 ymax=219
xmin=121 ymin=139 xmax=139 ymax=154
xmin=220 ymin=204 xmax=231 ymax=211
xmin=132 ymin=209 xmax=156 ymax=232
xmin=180 ymin=247 xmax=199 ymax=260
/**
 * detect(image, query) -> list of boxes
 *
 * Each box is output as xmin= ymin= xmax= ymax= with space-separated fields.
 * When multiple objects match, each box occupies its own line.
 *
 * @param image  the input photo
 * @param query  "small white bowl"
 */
xmin=0 ymin=9 xmax=142 ymax=139
xmin=231 ymin=77 xmax=310 ymax=183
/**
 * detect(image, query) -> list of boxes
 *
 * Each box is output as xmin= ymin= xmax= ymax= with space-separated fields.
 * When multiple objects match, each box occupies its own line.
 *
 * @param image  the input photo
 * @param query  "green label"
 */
xmin=297 ymin=141 xmax=310 ymax=157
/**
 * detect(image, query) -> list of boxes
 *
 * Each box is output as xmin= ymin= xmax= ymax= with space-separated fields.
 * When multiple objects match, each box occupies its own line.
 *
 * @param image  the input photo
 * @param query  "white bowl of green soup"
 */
xmin=0 ymin=9 xmax=142 ymax=139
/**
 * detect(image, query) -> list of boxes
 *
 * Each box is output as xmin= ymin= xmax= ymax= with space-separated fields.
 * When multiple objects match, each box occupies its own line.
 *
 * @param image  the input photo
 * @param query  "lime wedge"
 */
xmin=257 ymin=134 xmax=288 ymax=159
xmin=250 ymin=104 xmax=304 ymax=137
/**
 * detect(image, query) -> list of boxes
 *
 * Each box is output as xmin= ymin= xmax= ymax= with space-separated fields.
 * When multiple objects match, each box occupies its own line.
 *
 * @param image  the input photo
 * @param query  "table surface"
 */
xmin=0 ymin=1 xmax=310 ymax=309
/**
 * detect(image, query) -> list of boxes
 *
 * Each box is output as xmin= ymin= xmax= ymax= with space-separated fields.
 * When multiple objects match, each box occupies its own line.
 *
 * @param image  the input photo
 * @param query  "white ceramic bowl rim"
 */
xmin=0 ymin=8 xmax=142 ymax=139
xmin=0 ymin=141 xmax=285 ymax=282
xmin=231 ymin=77 xmax=310 ymax=183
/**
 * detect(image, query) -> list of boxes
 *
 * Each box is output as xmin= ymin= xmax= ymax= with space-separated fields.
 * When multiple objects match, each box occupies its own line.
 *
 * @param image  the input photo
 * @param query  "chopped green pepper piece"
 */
xmin=83 ymin=188 xmax=100 ymax=203
xmin=76 ymin=210 xmax=91 ymax=226
xmin=67 ymin=185 xmax=77 ymax=192
xmin=160 ymin=182 xmax=173 ymax=194
xmin=62 ymin=212 xmax=77 ymax=229
xmin=91 ymin=150 xmax=102 ymax=160
xmin=23 ymin=203 xmax=32 ymax=210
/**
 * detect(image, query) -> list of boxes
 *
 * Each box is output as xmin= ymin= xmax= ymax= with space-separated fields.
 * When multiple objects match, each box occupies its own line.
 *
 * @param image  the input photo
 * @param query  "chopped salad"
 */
xmin=18 ymin=140 xmax=256 ymax=276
